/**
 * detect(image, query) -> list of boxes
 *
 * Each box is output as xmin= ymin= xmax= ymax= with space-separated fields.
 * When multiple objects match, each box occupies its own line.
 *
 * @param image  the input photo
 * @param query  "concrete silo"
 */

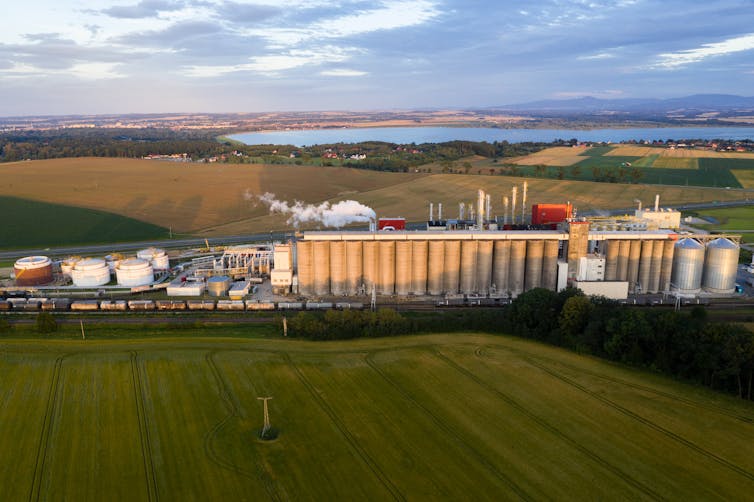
xmin=362 ymin=241 xmax=378 ymax=295
xmin=460 ymin=240 xmax=478 ymax=294
xmin=524 ymin=240 xmax=544 ymax=291
xmin=329 ymin=241 xmax=346 ymax=295
xmin=492 ymin=241 xmax=511 ymax=294
xmin=296 ymin=241 xmax=314 ymax=296
xmin=395 ymin=240 xmax=412 ymax=295
xmin=509 ymin=241 xmax=526 ymax=296
xmin=542 ymin=240 xmax=559 ymax=291
xmin=312 ymin=241 xmax=331 ymax=296
xmin=411 ymin=240 xmax=428 ymax=295
xmin=378 ymin=240 xmax=396 ymax=295
xmin=476 ymin=241 xmax=493 ymax=295
xmin=345 ymin=241 xmax=363 ymax=295
xmin=443 ymin=240 xmax=461 ymax=294
xmin=427 ymin=241 xmax=445 ymax=295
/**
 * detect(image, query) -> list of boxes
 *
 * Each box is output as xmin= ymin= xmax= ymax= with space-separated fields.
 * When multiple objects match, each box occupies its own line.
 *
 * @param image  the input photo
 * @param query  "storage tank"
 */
xmin=207 ymin=276 xmax=232 ymax=297
xmin=525 ymin=240 xmax=544 ymax=291
xmin=671 ymin=238 xmax=705 ymax=294
xmin=648 ymin=240 xmax=664 ymax=293
xmin=604 ymin=241 xmax=619 ymax=281
xmin=638 ymin=240 xmax=654 ymax=293
xmin=329 ymin=241 xmax=346 ymax=295
xmin=660 ymin=240 xmax=675 ymax=292
xmin=105 ymin=254 xmax=123 ymax=273
xmin=345 ymin=241 xmax=363 ymax=295
xmin=378 ymin=240 xmax=395 ymax=295
xmin=427 ymin=240 xmax=445 ymax=295
xmin=476 ymin=241 xmax=493 ymax=295
xmin=115 ymin=258 xmax=154 ymax=287
xmin=411 ymin=240 xmax=428 ymax=295
xmin=703 ymin=238 xmax=739 ymax=294
xmin=617 ymin=240 xmax=630 ymax=281
xmin=296 ymin=241 xmax=314 ymax=296
xmin=71 ymin=258 xmax=111 ymax=287
xmin=313 ymin=241 xmax=331 ymax=296
xmin=443 ymin=240 xmax=461 ymax=294
xmin=60 ymin=257 xmax=81 ymax=277
xmin=362 ymin=241 xmax=378 ymax=295
xmin=137 ymin=248 xmax=169 ymax=270
xmin=13 ymin=256 xmax=53 ymax=286
xmin=542 ymin=240 xmax=559 ymax=291
xmin=627 ymin=240 xmax=641 ymax=291
xmin=509 ymin=241 xmax=526 ymax=296
xmin=492 ymin=241 xmax=511 ymax=294
xmin=395 ymin=241 xmax=412 ymax=295
xmin=460 ymin=241 xmax=478 ymax=294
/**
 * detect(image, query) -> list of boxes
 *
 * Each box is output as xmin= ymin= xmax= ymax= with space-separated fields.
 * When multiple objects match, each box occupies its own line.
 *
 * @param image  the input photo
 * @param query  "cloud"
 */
xmin=654 ymin=32 xmax=754 ymax=69
xmin=320 ymin=68 xmax=368 ymax=77
xmin=218 ymin=1 xmax=281 ymax=24
xmin=101 ymin=0 xmax=186 ymax=19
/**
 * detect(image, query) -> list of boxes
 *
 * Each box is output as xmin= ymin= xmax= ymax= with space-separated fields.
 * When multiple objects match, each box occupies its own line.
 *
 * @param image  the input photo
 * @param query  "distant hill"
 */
xmin=498 ymin=94 xmax=754 ymax=114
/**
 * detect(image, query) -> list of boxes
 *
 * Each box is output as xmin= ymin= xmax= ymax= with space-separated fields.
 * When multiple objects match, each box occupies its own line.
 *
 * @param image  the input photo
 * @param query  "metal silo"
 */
xmin=605 ymin=241 xmax=619 ymax=281
xmin=460 ymin=240 xmax=478 ymax=294
xmin=296 ymin=241 xmax=313 ymax=295
xmin=542 ymin=240 xmax=559 ymax=291
xmin=493 ymin=241 xmax=511 ymax=295
xmin=395 ymin=241 xmax=412 ymax=295
xmin=362 ymin=241 xmax=378 ymax=294
xmin=525 ymin=240 xmax=544 ymax=291
xmin=627 ymin=240 xmax=641 ymax=292
xmin=378 ymin=240 xmax=395 ymax=295
xmin=671 ymin=238 xmax=705 ymax=294
xmin=411 ymin=240 xmax=428 ymax=295
xmin=509 ymin=241 xmax=526 ymax=296
xmin=427 ymin=240 xmax=445 ymax=295
xmin=345 ymin=241 xmax=363 ymax=295
xmin=617 ymin=240 xmax=630 ymax=281
xmin=329 ymin=241 xmax=346 ymax=295
xmin=313 ymin=241 xmax=331 ymax=296
xmin=443 ymin=240 xmax=461 ymax=294
xmin=638 ymin=240 xmax=654 ymax=293
xmin=649 ymin=239 xmax=664 ymax=293
xmin=703 ymin=238 xmax=740 ymax=294
xmin=476 ymin=241 xmax=493 ymax=295
xmin=660 ymin=240 xmax=675 ymax=292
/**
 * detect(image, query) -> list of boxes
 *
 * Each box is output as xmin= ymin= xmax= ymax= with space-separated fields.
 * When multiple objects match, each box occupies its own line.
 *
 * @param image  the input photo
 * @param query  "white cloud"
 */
xmin=320 ymin=68 xmax=368 ymax=77
xmin=654 ymin=33 xmax=754 ymax=69
xmin=577 ymin=52 xmax=616 ymax=60
xmin=0 ymin=61 xmax=124 ymax=79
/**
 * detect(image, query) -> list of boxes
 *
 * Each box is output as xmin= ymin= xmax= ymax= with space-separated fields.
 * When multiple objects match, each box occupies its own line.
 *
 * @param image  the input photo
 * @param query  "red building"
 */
xmin=378 ymin=218 xmax=406 ymax=231
xmin=531 ymin=203 xmax=573 ymax=225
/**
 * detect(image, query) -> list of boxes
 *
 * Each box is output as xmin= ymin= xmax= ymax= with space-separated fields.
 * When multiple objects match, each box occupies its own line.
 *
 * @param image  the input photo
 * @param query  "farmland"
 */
xmin=688 ymin=206 xmax=754 ymax=243
xmin=1 ymin=332 xmax=752 ymax=500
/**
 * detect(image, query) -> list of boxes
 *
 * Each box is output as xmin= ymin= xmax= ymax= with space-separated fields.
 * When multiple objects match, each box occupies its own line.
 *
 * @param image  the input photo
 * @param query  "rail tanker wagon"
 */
xmin=217 ymin=300 xmax=245 ymax=311
xmin=245 ymin=301 xmax=276 ymax=311
xmin=100 ymin=300 xmax=128 ymax=311
xmin=156 ymin=300 xmax=187 ymax=311
xmin=128 ymin=300 xmax=156 ymax=311
xmin=71 ymin=300 xmax=100 ymax=311
xmin=41 ymin=299 xmax=71 ymax=311
xmin=277 ymin=302 xmax=303 ymax=310
xmin=187 ymin=300 xmax=216 ymax=311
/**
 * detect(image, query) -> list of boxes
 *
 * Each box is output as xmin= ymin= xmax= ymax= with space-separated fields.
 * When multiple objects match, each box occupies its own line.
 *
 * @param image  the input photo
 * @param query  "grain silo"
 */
xmin=648 ymin=240 xmax=664 ymax=293
xmin=71 ymin=258 xmax=111 ymax=287
xmin=638 ymin=240 xmax=654 ymax=293
xmin=13 ymin=256 xmax=53 ymax=286
xmin=395 ymin=240 xmax=412 ymax=295
xmin=378 ymin=240 xmax=396 ymax=295
xmin=627 ymin=240 xmax=641 ymax=291
xmin=509 ymin=241 xmax=526 ymax=296
xmin=296 ymin=241 xmax=314 ymax=296
xmin=476 ymin=240 xmax=493 ymax=295
xmin=427 ymin=240 xmax=445 ymax=295
xmin=617 ymin=240 xmax=630 ymax=281
xmin=329 ymin=241 xmax=346 ymax=295
xmin=671 ymin=238 xmax=705 ymax=294
xmin=313 ymin=241 xmax=331 ymax=296
xmin=492 ymin=241 xmax=511 ymax=294
xmin=524 ymin=240 xmax=544 ymax=291
xmin=345 ymin=241 xmax=363 ymax=295
xmin=605 ymin=241 xmax=619 ymax=281
xmin=660 ymin=240 xmax=675 ymax=292
xmin=443 ymin=240 xmax=461 ymax=293
xmin=137 ymin=247 xmax=170 ymax=270
xmin=115 ymin=258 xmax=154 ymax=287
xmin=460 ymin=240 xmax=478 ymax=294
xmin=702 ymin=238 xmax=739 ymax=294
xmin=362 ymin=241 xmax=378 ymax=294
xmin=542 ymin=240 xmax=559 ymax=291
xmin=411 ymin=240 xmax=428 ymax=295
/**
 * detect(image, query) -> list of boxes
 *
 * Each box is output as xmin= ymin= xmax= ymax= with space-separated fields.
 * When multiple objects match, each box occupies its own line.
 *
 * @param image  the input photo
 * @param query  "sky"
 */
xmin=2 ymin=0 xmax=754 ymax=116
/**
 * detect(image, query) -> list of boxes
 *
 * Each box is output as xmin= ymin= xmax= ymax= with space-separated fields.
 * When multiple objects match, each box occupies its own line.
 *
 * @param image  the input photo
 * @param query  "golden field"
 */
xmin=509 ymin=146 xmax=589 ymax=166
xmin=605 ymin=146 xmax=754 ymax=159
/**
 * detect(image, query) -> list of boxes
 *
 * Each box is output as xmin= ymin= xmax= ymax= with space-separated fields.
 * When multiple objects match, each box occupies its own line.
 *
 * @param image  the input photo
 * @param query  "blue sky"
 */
xmin=2 ymin=0 xmax=754 ymax=115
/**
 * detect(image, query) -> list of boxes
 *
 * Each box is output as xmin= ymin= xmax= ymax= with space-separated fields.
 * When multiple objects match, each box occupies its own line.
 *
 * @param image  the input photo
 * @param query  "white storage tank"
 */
xmin=105 ymin=254 xmax=123 ymax=272
xmin=703 ymin=238 xmax=739 ymax=294
xmin=671 ymin=238 xmax=705 ymax=294
xmin=60 ymin=257 xmax=81 ymax=277
xmin=137 ymin=248 xmax=170 ymax=271
xmin=71 ymin=258 xmax=111 ymax=287
xmin=115 ymin=258 xmax=154 ymax=287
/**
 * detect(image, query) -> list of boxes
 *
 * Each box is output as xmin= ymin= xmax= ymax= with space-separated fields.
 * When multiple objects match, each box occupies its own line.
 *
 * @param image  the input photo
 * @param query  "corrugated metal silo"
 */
xmin=362 ymin=241 xmax=378 ymax=294
xmin=638 ymin=240 xmax=654 ymax=293
xmin=296 ymin=241 xmax=313 ymax=295
xmin=525 ymin=240 xmax=544 ymax=290
xmin=660 ymin=240 xmax=675 ymax=292
xmin=411 ymin=240 xmax=428 ymax=295
xmin=345 ymin=241 xmax=363 ymax=295
xmin=627 ymin=240 xmax=641 ymax=291
xmin=542 ymin=240 xmax=559 ymax=291
xmin=509 ymin=241 xmax=526 ymax=296
xmin=492 ymin=241 xmax=511 ymax=294
xmin=476 ymin=241 xmax=493 ymax=294
xmin=703 ymin=238 xmax=739 ymax=294
xmin=394 ymin=240 xmax=412 ymax=295
xmin=378 ymin=240 xmax=396 ymax=295
xmin=427 ymin=240 xmax=445 ymax=295
xmin=329 ymin=241 xmax=346 ymax=295
xmin=671 ymin=238 xmax=705 ymax=294
xmin=605 ymin=241 xmax=619 ymax=281
xmin=313 ymin=241 xmax=331 ymax=296
xmin=649 ymin=239 xmax=664 ymax=293
xmin=460 ymin=240 xmax=478 ymax=294
xmin=443 ymin=240 xmax=461 ymax=294
xmin=617 ymin=240 xmax=630 ymax=281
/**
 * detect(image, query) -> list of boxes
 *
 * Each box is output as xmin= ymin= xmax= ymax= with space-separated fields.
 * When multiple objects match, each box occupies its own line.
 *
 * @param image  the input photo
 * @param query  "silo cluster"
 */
xmin=671 ymin=237 xmax=739 ymax=295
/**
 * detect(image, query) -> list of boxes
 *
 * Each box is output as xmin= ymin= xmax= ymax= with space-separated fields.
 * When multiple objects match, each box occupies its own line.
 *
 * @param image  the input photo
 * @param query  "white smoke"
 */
xmin=256 ymin=192 xmax=376 ymax=228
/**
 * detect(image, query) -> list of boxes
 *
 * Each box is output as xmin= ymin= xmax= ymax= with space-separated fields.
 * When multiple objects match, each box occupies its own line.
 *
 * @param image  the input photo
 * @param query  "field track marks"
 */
xmin=476 ymin=344 xmax=754 ymax=425
xmin=28 ymin=355 xmax=64 ymax=502
xmin=282 ymin=352 xmax=405 ymax=502
xmin=364 ymin=352 xmax=532 ymax=501
xmin=203 ymin=351 xmax=283 ymax=501
xmin=432 ymin=349 xmax=665 ymax=501
xmin=519 ymin=354 xmax=754 ymax=483
xmin=130 ymin=351 xmax=159 ymax=502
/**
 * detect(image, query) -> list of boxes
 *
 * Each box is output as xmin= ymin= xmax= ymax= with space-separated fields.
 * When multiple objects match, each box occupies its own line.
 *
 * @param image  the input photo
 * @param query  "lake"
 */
xmin=229 ymin=126 xmax=754 ymax=146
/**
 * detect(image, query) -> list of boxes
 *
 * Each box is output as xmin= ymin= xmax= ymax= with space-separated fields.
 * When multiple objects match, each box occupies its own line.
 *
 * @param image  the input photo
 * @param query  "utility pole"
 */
xmin=80 ymin=320 xmax=85 ymax=340
xmin=282 ymin=316 xmax=288 ymax=337
xmin=257 ymin=397 xmax=273 ymax=437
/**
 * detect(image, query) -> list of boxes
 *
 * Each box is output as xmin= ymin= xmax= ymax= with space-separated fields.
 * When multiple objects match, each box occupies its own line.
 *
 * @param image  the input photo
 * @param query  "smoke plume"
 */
xmin=256 ymin=192 xmax=376 ymax=228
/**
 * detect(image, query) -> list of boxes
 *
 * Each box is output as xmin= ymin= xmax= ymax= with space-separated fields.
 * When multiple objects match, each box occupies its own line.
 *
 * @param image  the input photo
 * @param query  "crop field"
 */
xmin=689 ymin=206 xmax=754 ymax=243
xmin=1 ymin=333 xmax=752 ymax=501
xmin=506 ymin=146 xmax=588 ymax=166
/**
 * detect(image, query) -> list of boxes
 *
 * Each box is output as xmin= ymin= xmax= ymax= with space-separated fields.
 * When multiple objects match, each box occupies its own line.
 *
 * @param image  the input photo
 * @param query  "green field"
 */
xmin=690 ymin=206 xmax=754 ymax=243
xmin=1 ymin=332 xmax=753 ymax=500
xmin=0 ymin=196 xmax=168 ymax=248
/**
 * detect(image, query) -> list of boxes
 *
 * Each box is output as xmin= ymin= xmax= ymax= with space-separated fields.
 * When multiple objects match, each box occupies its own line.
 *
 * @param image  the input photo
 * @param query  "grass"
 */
xmin=688 ymin=206 xmax=754 ymax=242
xmin=0 ymin=196 xmax=168 ymax=248
xmin=0 ymin=332 xmax=752 ymax=500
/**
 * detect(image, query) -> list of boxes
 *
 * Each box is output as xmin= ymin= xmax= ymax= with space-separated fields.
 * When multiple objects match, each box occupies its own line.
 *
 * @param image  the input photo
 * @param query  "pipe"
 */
xmin=511 ymin=187 xmax=518 ymax=225
xmin=503 ymin=196 xmax=509 ymax=225
xmin=429 ymin=202 xmax=434 ymax=222
xmin=486 ymin=194 xmax=491 ymax=224
xmin=438 ymin=203 xmax=443 ymax=221
xmin=522 ymin=181 xmax=528 ymax=224
xmin=459 ymin=202 xmax=464 ymax=220
xmin=654 ymin=194 xmax=660 ymax=212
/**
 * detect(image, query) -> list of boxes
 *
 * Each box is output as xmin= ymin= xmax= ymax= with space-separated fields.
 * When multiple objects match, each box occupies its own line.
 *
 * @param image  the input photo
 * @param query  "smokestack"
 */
xmin=459 ymin=202 xmax=465 ymax=220
xmin=429 ymin=202 xmax=434 ymax=222
xmin=477 ymin=189 xmax=485 ymax=228
xmin=468 ymin=203 xmax=474 ymax=223
xmin=438 ymin=203 xmax=443 ymax=221
xmin=522 ymin=181 xmax=528 ymax=224
xmin=511 ymin=186 xmax=518 ymax=225
xmin=486 ymin=194 xmax=491 ymax=223
xmin=654 ymin=194 xmax=660 ymax=212
xmin=634 ymin=199 xmax=642 ymax=211
xmin=503 ymin=196 xmax=509 ymax=225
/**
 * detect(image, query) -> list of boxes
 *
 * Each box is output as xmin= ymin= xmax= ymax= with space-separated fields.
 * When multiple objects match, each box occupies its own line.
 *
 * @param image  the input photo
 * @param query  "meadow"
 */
xmin=688 ymin=206 xmax=754 ymax=243
xmin=0 ymin=332 xmax=752 ymax=501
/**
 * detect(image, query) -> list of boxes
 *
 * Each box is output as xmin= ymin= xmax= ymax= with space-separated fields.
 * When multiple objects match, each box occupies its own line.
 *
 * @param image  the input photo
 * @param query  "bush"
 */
xmin=36 ymin=312 xmax=58 ymax=334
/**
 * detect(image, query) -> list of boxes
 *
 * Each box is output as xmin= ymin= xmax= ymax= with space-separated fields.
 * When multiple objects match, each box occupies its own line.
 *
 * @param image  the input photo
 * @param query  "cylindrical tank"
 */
xmin=313 ymin=241 xmax=331 ymax=296
xmin=460 ymin=241 xmax=478 ymax=294
xmin=345 ymin=241 xmax=363 ymax=295
xmin=660 ymin=240 xmax=675 ymax=292
xmin=378 ymin=240 xmax=395 ymax=295
xmin=703 ymin=238 xmax=740 ymax=294
xmin=411 ymin=240 xmax=428 ymax=295
xmin=617 ymin=240 xmax=630 ymax=281
xmin=525 ymin=240 xmax=544 ymax=291
xmin=509 ymin=241 xmax=526 ymax=296
xmin=137 ymin=247 xmax=169 ymax=271
xmin=476 ymin=241 xmax=493 ymax=295
xmin=638 ymin=240 xmax=654 ymax=293
xmin=492 ymin=241 xmax=511 ymax=295
xmin=207 ymin=276 xmax=232 ymax=297
xmin=14 ymin=256 xmax=53 ymax=286
xmin=60 ymin=256 xmax=81 ymax=277
xmin=627 ymin=240 xmax=641 ymax=292
xmin=427 ymin=240 xmax=445 ymax=295
xmin=394 ymin=241 xmax=412 ymax=295
xmin=296 ymin=241 xmax=314 ymax=296
xmin=329 ymin=241 xmax=346 ymax=295
xmin=671 ymin=238 xmax=705 ymax=294
xmin=115 ymin=258 xmax=154 ymax=287
xmin=443 ymin=240 xmax=461 ymax=294
xmin=362 ymin=241 xmax=378 ymax=294
xmin=649 ymin=240 xmax=664 ymax=293
xmin=71 ymin=258 xmax=111 ymax=287
xmin=605 ymin=241 xmax=619 ymax=281
xmin=542 ymin=240 xmax=559 ymax=291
